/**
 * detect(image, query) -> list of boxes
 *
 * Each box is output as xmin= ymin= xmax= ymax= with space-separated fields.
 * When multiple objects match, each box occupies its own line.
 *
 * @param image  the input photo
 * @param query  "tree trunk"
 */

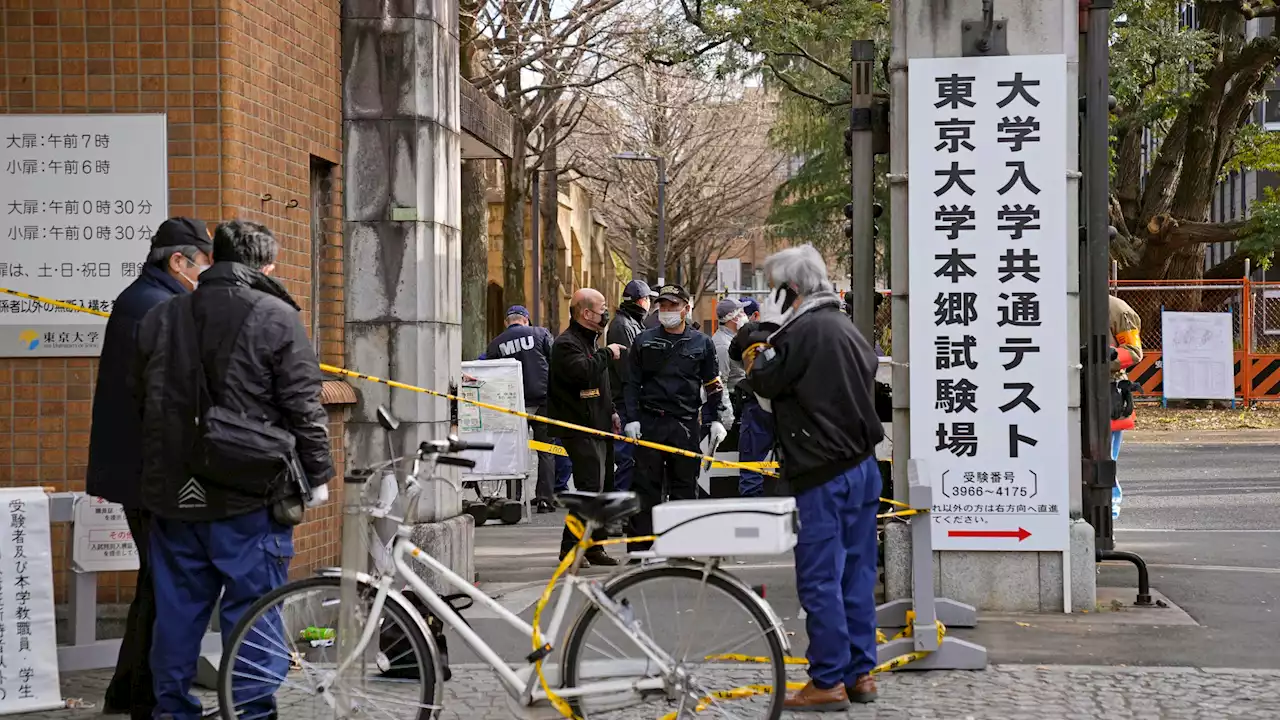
xmin=541 ymin=111 xmax=561 ymax=334
xmin=460 ymin=159 xmax=488 ymax=359
xmin=502 ymin=128 xmax=529 ymax=311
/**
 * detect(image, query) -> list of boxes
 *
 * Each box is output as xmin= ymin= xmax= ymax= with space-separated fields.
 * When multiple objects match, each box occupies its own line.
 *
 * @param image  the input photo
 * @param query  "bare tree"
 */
xmin=464 ymin=0 xmax=634 ymax=316
xmin=565 ymin=62 xmax=787 ymax=306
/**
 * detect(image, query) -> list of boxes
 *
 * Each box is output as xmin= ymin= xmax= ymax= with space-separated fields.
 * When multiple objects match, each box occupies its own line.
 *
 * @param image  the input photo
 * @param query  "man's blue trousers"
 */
xmin=150 ymin=508 xmax=294 ymax=720
xmin=794 ymin=455 xmax=880 ymax=689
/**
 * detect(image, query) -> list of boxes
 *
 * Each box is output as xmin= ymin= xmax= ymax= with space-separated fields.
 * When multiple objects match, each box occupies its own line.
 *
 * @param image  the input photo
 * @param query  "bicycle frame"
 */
xmin=334 ymin=526 xmax=673 ymax=708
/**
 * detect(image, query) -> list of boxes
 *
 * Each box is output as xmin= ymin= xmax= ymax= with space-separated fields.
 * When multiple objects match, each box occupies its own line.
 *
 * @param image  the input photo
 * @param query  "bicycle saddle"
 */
xmin=557 ymin=491 xmax=641 ymax=526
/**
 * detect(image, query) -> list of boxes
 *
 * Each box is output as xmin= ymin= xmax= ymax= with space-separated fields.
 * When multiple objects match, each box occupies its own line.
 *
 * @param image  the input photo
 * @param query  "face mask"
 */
xmin=597 ymin=309 xmax=610 ymax=327
xmin=659 ymin=311 xmax=683 ymax=329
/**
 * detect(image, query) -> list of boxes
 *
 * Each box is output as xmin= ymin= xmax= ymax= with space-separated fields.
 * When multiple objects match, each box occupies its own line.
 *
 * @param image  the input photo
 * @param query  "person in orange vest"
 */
xmin=1109 ymin=294 xmax=1142 ymax=519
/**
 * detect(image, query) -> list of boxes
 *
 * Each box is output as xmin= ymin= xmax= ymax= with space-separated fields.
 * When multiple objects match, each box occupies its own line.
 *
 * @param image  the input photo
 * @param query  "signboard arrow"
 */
xmin=947 ymin=528 xmax=1032 ymax=542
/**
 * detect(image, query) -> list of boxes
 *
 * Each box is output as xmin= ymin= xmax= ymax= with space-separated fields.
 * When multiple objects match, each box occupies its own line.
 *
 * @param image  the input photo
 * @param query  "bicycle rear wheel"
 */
xmin=217 ymin=575 xmax=440 ymax=720
xmin=560 ymin=564 xmax=787 ymax=720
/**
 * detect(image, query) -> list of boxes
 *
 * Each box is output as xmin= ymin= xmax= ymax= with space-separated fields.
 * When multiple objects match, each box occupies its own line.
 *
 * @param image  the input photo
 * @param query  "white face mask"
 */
xmin=658 ymin=311 xmax=684 ymax=329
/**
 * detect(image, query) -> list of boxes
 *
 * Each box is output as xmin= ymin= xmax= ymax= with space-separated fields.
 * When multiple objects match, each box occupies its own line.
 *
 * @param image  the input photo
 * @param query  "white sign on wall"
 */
xmin=72 ymin=495 xmax=139 ymax=574
xmin=716 ymin=259 xmax=741 ymax=291
xmin=908 ymin=54 xmax=1071 ymax=552
xmin=0 ymin=489 xmax=62 ymax=714
xmin=0 ymin=114 xmax=168 ymax=357
xmin=1161 ymin=311 xmax=1235 ymax=400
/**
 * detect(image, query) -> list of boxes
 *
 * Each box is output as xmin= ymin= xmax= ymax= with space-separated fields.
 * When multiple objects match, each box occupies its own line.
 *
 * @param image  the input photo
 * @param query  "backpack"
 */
xmin=378 ymin=589 xmax=473 ymax=681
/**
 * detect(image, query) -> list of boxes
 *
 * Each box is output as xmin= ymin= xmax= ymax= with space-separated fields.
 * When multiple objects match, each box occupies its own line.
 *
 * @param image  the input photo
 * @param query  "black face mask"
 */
xmin=597 ymin=309 xmax=610 ymax=327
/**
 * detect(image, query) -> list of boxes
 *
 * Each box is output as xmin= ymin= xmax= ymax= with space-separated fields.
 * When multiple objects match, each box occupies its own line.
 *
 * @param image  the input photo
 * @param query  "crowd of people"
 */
xmin=484 ymin=244 xmax=889 ymax=709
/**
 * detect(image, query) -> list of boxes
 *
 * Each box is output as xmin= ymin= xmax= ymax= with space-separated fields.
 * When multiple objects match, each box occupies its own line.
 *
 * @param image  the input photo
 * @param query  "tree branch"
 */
xmin=764 ymin=60 xmax=850 ymax=107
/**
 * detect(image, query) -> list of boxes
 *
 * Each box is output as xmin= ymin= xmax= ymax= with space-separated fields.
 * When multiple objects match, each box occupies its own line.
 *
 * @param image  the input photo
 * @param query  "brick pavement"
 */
xmin=44 ymin=662 xmax=1280 ymax=719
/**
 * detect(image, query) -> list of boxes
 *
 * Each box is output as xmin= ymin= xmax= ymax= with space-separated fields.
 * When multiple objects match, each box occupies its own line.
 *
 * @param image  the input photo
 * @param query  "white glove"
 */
xmin=759 ymin=287 xmax=792 ymax=326
xmin=624 ymin=421 xmax=642 ymax=439
xmin=755 ymin=394 xmax=773 ymax=414
xmin=708 ymin=421 xmax=727 ymax=448
xmin=305 ymin=483 xmax=330 ymax=509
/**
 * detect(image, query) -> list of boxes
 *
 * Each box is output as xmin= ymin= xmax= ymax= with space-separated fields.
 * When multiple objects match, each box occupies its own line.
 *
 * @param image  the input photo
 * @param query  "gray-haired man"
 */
xmin=737 ymin=244 xmax=884 ymax=709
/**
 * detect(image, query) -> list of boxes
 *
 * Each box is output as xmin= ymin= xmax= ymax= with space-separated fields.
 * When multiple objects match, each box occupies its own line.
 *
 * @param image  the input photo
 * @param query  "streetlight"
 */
xmin=613 ymin=152 xmax=668 ymax=286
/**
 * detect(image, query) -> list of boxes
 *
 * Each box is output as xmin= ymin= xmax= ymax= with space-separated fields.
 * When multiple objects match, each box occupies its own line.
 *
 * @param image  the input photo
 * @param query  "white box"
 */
xmin=650 ymin=497 xmax=798 ymax=558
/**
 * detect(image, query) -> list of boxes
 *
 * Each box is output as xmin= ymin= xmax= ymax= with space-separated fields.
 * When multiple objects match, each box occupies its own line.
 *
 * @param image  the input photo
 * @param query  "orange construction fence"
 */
xmin=1112 ymin=278 xmax=1280 ymax=403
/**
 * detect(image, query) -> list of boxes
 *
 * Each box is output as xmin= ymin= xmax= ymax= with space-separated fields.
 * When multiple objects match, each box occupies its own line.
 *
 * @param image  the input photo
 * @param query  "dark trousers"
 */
xmin=554 ymin=441 xmax=573 ymax=494
xmin=628 ymin=414 xmax=700 ymax=552
xmin=151 ymin=508 xmax=294 ymax=720
xmin=794 ymin=456 xmax=880 ymax=688
xmin=559 ymin=436 xmax=610 ymax=554
xmin=105 ymin=508 xmax=156 ymax=720
xmin=738 ymin=399 xmax=775 ymax=497
xmin=529 ymin=406 xmax=555 ymax=500
xmin=612 ymin=407 xmax=634 ymax=492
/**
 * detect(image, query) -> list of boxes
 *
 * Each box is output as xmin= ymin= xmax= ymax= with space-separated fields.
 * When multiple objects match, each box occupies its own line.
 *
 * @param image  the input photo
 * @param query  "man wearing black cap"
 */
xmin=624 ymin=284 xmax=732 ymax=551
xmin=483 ymin=305 xmax=556 ymax=511
xmin=605 ymin=279 xmax=656 ymax=494
xmin=88 ymin=217 xmax=212 ymax=719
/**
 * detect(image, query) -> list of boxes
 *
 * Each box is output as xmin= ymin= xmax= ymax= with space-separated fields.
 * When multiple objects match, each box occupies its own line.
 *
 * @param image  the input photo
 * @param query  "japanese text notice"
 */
xmin=72 ymin=495 xmax=139 ymax=574
xmin=0 ymin=489 xmax=61 ymax=715
xmin=0 ymin=114 xmax=168 ymax=358
xmin=907 ymin=55 xmax=1070 ymax=552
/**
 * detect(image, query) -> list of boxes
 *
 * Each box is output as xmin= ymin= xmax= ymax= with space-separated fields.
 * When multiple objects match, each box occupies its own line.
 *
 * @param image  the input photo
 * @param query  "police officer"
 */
xmin=624 ymin=284 xmax=732 ymax=550
xmin=483 ymin=305 xmax=556 ymax=511
xmin=606 ymin=280 xmax=656 ymax=493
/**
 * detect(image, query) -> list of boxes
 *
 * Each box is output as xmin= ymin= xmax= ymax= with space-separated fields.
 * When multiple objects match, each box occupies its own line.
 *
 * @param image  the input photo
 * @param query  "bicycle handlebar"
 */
xmin=419 ymin=437 xmax=495 ymax=454
xmin=436 ymin=455 xmax=477 ymax=469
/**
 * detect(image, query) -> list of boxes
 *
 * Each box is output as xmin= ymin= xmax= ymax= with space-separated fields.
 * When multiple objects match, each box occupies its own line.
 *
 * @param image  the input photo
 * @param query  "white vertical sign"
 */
xmin=716 ymin=259 xmax=741 ymax=291
xmin=908 ymin=55 xmax=1070 ymax=552
xmin=0 ymin=489 xmax=62 ymax=714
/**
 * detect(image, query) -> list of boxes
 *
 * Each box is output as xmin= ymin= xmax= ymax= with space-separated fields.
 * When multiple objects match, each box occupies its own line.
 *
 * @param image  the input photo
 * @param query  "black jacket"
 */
xmin=132 ymin=262 xmax=334 ymax=520
xmin=86 ymin=265 xmax=190 ymax=508
xmin=625 ymin=324 xmax=720 ymax=422
xmin=606 ymin=301 xmax=647 ymax=407
xmin=547 ymin=320 xmax=613 ymax=438
xmin=483 ymin=323 xmax=554 ymax=407
xmin=749 ymin=302 xmax=883 ymax=494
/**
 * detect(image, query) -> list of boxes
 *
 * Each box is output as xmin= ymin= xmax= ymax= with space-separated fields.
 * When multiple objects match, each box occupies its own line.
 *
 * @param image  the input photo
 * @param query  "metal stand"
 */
xmin=875 ymin=463 xmax=988 ymax=670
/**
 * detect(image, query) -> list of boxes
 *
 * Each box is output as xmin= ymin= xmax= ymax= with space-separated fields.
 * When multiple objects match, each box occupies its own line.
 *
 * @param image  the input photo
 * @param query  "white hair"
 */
xmin=764 ymin=244 xmax=830 ymax=295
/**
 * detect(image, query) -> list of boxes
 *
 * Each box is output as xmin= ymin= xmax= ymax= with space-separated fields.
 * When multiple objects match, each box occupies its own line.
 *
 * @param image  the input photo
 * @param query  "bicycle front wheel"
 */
xmin=217 ymin=575 xmax=440 ymax=720
xmin=560 ymin=564 xmax=787 ymax=720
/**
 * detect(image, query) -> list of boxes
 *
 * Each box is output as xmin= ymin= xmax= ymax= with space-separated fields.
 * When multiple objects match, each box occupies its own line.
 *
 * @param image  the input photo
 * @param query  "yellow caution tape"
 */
xmin=0 ymin=286 xmax=922 ymax=513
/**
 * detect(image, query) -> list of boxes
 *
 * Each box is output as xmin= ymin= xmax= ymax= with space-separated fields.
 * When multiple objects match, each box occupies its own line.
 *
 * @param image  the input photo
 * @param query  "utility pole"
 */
xmin=531 ymin=170 xmax=541 ymax=326
xmin=846 ymin=39 xmax=877 ymax=338
xmin=656 ymin=156 xmax=668 ymax=286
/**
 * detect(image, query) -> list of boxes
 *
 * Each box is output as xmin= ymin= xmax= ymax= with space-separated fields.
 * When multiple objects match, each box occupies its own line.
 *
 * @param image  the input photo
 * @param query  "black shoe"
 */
xmin=537 ymin=499 xmax=554 ymax=513
xmin=584 ymin=548 xmax=619 ymax=566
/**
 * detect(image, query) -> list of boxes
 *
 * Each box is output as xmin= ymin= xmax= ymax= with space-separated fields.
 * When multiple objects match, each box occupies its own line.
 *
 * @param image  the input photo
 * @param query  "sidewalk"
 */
xmin=44 ymin=662 xmax=1280 ymax=719
xmin=1124 ymin=427 xmax=1280 ymax=444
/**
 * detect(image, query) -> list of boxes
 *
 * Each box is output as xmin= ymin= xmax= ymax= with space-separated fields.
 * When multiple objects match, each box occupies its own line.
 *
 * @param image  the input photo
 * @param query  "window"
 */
xmin=309 ymin=156 xmax=337 ymax=352
xmin=1265 ymin=89 xmax=1280 ymax=129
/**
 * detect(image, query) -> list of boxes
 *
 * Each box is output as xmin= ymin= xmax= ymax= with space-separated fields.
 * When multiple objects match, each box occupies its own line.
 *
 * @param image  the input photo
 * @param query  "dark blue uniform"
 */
xmin=624 ymin=324 xmax=725 ymax=550
xmin=483 ymin=322 xmax=555 ymax=501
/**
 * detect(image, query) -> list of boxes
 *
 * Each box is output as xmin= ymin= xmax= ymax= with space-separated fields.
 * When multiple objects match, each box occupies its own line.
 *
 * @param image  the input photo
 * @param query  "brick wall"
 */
xmin=0 ymin=0 xmax=347 ymax=603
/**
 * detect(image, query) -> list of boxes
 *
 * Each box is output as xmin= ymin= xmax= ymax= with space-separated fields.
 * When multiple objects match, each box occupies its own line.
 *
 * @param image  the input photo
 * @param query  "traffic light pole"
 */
xmin=848 ymin=39 xmax=877 ymax=338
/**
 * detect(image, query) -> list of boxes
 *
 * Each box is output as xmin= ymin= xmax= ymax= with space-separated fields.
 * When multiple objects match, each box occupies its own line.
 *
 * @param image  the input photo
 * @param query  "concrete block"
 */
xmin=343 ymin=124 xmax=390 ymax=221
xmin=408 ymin=513 xmax=476 ymax=594
xmin=346 ymin=222 xmax=459 ymax=325
xmin=938 ymin=551 xmax=1040 ymax=612
xmin=1070 ymin=518 xmax=1098 ymax=612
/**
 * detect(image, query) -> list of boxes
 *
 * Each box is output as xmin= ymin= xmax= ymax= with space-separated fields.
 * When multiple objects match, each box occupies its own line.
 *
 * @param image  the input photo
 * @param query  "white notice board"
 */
xmin=459 ymin=359 xmax=529 ymax=477
xmin=1161 ymin=311 xmax=1235 ymax=400
xmin=0 ymin=489 xmax=62 ymax=714
xmin=908 ymin=54 xmax=1071 ymax=553
xmin=0 ymin=114 xmax=169 ymax=357
xmin=72 ymin=495 xmax=139 ymax=573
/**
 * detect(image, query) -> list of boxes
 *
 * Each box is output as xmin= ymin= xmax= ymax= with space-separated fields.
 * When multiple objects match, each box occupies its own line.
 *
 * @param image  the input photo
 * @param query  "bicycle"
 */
xmin=216 ymin=407 xmax=796 ymax=720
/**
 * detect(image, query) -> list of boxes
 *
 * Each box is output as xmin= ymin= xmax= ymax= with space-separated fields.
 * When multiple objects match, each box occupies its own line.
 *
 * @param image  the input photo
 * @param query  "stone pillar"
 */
xmin=342 ymin=0 xmax=472 ymax=584
xmin=885 ymin=0 xmax=1095 ymax=612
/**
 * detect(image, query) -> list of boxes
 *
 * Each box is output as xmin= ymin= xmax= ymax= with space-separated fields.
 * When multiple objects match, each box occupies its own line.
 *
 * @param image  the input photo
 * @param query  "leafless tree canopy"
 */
xmin=564 ymin=60 xmax=789 ymax=303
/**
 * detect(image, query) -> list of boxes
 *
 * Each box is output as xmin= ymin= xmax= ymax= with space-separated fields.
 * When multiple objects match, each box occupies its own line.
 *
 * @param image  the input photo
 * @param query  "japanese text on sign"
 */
xmin=73 ymin=496 xmax=140 ymax=574
xmin=0 ymin=114 xmax=168 ymax=358
xmin=908 ymin=55 xmax=1070 ymax=552
xmin=0 ymin=489 xmax=61 ymax=715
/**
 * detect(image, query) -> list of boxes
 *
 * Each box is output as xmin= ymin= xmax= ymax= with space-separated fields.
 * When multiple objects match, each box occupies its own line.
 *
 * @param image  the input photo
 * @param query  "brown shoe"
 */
xmin=848 ymin=674 xmax=877 ymax=704
xmin=783 ymin=681 xmax=851 ymax=712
